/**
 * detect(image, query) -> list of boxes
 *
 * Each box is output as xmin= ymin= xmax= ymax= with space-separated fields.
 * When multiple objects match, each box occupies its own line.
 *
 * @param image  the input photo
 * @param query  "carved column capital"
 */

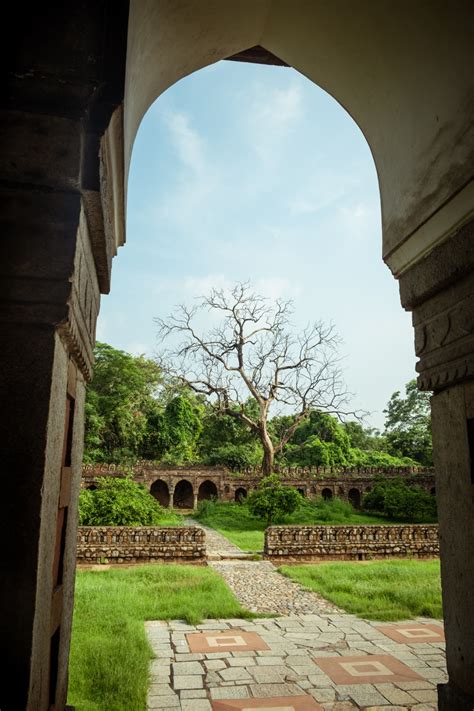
xmin=398 ymin=219 xmax=474 ymax=391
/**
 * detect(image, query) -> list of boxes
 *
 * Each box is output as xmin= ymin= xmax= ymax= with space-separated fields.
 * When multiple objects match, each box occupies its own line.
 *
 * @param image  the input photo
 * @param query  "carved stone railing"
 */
xmin=264 ymin=524 xmax=439 ymax=562
xmin=76 ymin=526 xmax=205 ymax=564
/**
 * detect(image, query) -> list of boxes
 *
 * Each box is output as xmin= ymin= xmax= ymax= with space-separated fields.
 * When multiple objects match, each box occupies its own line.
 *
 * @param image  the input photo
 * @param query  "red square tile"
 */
xmin=186 ymin=630 xmax=269 ymax=653
xmin=212 ymin=696 xmax=322 ymax=711
xmin=376 ymin=623 xmax=445 ymax=644
xmin=314 ymin=654 xmax=424 ymax=684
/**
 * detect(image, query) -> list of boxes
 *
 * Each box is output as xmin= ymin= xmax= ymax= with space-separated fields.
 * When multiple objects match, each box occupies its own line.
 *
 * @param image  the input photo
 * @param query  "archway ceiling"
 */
xmin=124 ymin=0 xmax=474 ymax=277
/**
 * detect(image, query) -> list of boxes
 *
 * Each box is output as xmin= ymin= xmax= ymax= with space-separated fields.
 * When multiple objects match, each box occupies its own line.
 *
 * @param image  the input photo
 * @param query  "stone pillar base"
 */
xmin=438 ymin=681 xmax=474 ymax=711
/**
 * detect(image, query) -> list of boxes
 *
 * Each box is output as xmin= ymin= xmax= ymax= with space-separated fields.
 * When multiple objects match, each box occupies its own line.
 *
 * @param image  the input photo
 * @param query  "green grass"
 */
xmin=193 ymin=499 xmax=393 ymax=552
xmin=68 ymin=565 xmax=252 ymax=711
xmin=157 ymin=509 xmax=184 ymax=526
xmin=279 ymin=559 xmax=442 ymax=621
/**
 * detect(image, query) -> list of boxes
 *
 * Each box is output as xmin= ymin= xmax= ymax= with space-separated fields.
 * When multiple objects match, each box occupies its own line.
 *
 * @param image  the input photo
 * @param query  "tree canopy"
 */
xmin=383 ymin=380 xmax=432 ymax=466
xmin=83 ymin=342 xmax=431 ymax=471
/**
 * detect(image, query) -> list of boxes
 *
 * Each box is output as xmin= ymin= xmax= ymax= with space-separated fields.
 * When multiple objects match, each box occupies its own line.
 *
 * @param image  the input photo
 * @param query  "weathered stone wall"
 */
xmin=264 ymin=524 xmax=439 ymax=562
xmin=76 ymin=526 xmax=206 ymax=564
xmin=81 ymin=462 xmax=436 ymax=510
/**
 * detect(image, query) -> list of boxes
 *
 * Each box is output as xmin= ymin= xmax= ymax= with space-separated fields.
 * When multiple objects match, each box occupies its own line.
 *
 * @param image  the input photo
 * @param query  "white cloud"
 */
xmin=245 ymin=82 xmax=304 ymax=163
xmin=162 ymin=110 xmax=207 ymax=177
xmin=289 ymin=175 xmax=357 ymax=215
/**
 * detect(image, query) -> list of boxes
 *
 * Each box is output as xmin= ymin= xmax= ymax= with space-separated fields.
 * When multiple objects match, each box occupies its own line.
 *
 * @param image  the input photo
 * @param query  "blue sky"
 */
xmin=97 ymin=60 xmax=416 ymax=429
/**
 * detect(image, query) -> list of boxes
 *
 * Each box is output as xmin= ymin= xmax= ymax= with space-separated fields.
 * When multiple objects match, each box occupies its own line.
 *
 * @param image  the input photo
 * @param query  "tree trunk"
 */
xmin=260 ymin=424 xmax=274 ymax=476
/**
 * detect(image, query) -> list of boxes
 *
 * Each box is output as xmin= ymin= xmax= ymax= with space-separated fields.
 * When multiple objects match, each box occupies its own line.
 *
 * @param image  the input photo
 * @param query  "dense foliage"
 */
xmin=84 ymin=342 xmax=432 ymax=470
xmin=78 ymin=476 xmax=175 ymax=526
xmin=363 ymin=477 xmax=437 ymax=522
xmin=383 ymin=380 xmax=433 ymax=465
xmin=246 ymin=474 xmax=302 ymax=525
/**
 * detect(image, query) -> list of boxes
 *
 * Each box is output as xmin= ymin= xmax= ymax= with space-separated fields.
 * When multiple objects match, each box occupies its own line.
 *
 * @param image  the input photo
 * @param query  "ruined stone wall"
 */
xmin=81 ymin=463 xmax=436 ymax=509
xmin=76 ymin=526 xmax=205 ymax=564
xmin=264 ymin=524 xmax=439 ymax=562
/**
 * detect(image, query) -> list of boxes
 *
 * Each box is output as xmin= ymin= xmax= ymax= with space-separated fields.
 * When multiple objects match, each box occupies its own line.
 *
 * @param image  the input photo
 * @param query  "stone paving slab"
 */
xmin=146 ymin=616 xmax=446 ymax=710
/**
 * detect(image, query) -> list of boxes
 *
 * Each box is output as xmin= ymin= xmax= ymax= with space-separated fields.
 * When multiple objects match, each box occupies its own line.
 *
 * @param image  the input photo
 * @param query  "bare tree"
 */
xmin=156 ymin=282 xmax=355 ymax=475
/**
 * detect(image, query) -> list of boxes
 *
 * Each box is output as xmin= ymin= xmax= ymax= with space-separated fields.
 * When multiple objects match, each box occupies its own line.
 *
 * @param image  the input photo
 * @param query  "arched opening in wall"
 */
xmin=348 ymin=487 xmax=361 ymax=509
xmin=431 ymin=487 xmax=436 ymax=496
xmin=173 ymin=480 xmax=194 ymax=508
xmin=297 ymin=488 xmax=305 ymax=497
xmin=198 ymin=480 xmax=218 ymax=501
xmin=111 ymin=47 xmax=408 ymax=486
xmin=322 ymin=488 xmax=333 ymax=501
xmin=150 ymin=479 xmax=170 ymax=507
xmin=86 ymin=484 xmax=97 ymax=491
xmin=235 ymin=487 xmax=247 ymax=502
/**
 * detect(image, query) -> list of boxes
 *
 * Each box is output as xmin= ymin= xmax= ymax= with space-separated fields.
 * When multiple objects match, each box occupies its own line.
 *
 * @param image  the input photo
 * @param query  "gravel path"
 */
xmin=210 ymin=560 xmax=340 ymax=615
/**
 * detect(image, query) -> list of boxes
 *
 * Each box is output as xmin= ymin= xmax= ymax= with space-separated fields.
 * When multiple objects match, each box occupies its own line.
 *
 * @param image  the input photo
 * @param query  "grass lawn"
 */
xmin=280 ymin=559 xmax=442 ymax=621
xmin=68 ymin=564 xmax=252 ymax=711
xmin=193 ymin=500 xmax=392 ymax=552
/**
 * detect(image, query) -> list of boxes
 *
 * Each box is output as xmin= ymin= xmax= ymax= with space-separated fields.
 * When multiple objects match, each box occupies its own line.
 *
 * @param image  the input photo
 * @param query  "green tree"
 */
xmin=160 ymin=394 xmax=204 ymax=464
xmin=78 ymin=476 xmax=166 ymax=525
xmin=282 ymin=411 xmax=352 ymax=466
xmin=84 ymin=343 xmax=163 ymax=463
xmin=343 ymin=421 xmax=386 ymax=452
xmin=383 ymin=380 xmax=432 ymax=465
xmin=199 ymin=401 xmax=263 ymax=468
xmin=246 ymin=474 xmax=302 ymax=524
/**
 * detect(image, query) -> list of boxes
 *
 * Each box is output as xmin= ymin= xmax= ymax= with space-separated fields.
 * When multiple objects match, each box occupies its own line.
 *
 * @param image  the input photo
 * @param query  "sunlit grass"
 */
xmin=68 ymin=565 xmax=252 ymax=711
xmin=279 ymin=559 xmax=442 ymax=620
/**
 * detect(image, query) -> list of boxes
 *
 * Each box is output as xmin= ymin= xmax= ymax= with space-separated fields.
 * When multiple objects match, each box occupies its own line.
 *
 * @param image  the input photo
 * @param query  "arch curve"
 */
xmin=150 ymin=479 xmax=170 ymax=508
xmin=173 ymin=479 xmax=194 ymax=508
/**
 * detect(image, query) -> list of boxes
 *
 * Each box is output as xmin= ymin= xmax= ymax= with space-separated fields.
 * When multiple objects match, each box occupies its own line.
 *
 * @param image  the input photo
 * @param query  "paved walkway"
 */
xmin=185 ymin=517 xmax=257 ymax=560
xmin=146 ymin=522 xmax=446 ymax=710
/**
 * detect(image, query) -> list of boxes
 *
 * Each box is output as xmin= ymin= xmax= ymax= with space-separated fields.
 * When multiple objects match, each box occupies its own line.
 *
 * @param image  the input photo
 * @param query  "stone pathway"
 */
xmin=146 ymin=615 xmax=446 ymax=710
xmin=210 ymin=560 xmax=338 ymax=615
xmin=147 ymin=523 xmax=446 ymax=709
xmin=185 ymin=518 xmax=258 ymax=560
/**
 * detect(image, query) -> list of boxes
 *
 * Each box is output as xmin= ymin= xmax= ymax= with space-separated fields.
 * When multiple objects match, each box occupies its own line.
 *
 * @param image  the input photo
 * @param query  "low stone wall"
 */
xmin=76 ymin=526 xmax=206 ymax=564
xmin=264 ymin=524 xmax=439 ymax=562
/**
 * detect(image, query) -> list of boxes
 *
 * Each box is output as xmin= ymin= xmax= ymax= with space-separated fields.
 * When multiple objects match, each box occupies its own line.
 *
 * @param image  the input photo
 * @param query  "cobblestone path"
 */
xmin=210 ymin=560 xmax=339 ymax=615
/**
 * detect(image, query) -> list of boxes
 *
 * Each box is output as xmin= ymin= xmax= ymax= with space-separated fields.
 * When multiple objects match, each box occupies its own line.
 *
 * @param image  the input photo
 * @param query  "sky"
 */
xmin=97 ymin=60 xmax=417 ymax=430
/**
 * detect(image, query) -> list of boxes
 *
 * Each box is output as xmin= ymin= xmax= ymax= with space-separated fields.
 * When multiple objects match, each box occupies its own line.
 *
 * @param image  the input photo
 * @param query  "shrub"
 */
xmin=78 ymin=476 xmax=167 ymax=526
xmin=247 ymin=474 xmax=301 ymax=525
xmin=363 ymin=478 xmax=437 ymax=522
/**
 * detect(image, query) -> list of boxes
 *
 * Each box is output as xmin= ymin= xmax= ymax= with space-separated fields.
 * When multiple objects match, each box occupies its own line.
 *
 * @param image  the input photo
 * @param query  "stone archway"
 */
xmin=198 ymin=480 xmax=218 ymax=501
xmin=235 ymin=487 xmax=247 ymax=502
xmin=321 ymin=488 xmax=333 ymax=501
xmin=297 ymin=488 xmax=305 ymax=497
xmin=150 ymin=479 xmax=170 ymax=508
xmin=173 ymin=480 xmax=194 ymax=508
xmin=348 ymin=487 xmax=361 ymax=510
xmin=3 ymin=5 xmax=474 ymax=711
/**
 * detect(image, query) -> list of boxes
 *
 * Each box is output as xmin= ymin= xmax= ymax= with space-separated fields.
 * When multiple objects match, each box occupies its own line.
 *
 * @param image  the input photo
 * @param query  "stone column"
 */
xmin=168 ymin=487 xmax=175 ymax=509
xmin=398 ymin=220 xmax=474 ymax=710
xmin=193 ymin=493 xmax=199 ymax=510
xmin=0 ymin=4 xmax=128 ymax=709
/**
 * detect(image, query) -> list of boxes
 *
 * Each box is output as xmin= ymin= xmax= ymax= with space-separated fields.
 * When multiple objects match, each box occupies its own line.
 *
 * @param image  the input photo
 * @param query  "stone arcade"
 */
xmin=1 ymin=2 xmax=473 ymax=709
xmin=81 ymin=463 xmax=436 ymax=510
